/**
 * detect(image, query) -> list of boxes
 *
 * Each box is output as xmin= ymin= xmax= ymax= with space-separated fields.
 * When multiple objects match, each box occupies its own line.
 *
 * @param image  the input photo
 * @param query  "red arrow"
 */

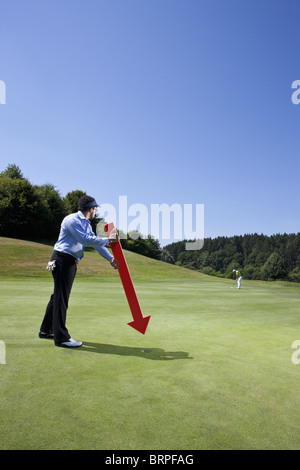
xmin=105 ymin=222 xmax=151 ymax=334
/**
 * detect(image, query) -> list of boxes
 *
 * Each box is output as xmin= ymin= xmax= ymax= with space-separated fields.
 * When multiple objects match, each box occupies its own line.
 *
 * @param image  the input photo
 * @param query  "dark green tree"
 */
xmin=38 ymin=184 xmax=68 ymax=238
xmin=0 ymin=163 xmax=25 ymax=180
xmin=262 ymin=252 xmax=286 ymax=280
xmin=64 ymin=190 xmax=86 ymax=214
xmin=0 ymin=175 xmax=48 ymax=238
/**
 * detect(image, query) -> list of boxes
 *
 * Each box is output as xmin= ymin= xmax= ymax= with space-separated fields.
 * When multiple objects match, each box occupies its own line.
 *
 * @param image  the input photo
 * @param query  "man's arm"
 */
xmin=66 ymin=217 xmax=118 ymax=248
xmin=93 ymin=228 xmax=119 ymax=269
xmin=94 ymin=246 xmax=119 ymax=269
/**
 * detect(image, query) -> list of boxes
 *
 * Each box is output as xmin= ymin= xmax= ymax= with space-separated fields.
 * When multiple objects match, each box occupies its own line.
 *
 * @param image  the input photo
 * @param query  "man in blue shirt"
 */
xmin=39 ymin=195 xmax=119 ymax=348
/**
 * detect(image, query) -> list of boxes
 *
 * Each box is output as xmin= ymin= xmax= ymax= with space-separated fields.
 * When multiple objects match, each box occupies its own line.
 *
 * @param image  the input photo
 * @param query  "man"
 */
xmin=39 ymin=195 xmax=119 ymax=348
xmin=233 ymin=269 xmax=242 ymax=289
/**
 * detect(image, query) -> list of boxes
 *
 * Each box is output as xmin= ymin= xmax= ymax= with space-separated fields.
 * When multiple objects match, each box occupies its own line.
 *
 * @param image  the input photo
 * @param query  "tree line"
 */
xmin=163 ymin=233 xmax=300 ymax=282
xmin=0 ymin=164 xmax=161 ymax=260
xmin=1 ymin=164 xmax=299 ymax=281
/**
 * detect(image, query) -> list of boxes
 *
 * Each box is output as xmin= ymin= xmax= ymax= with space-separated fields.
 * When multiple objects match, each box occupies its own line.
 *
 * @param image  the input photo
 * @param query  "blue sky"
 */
xmin=0 ymin=0 xmax=299 ymax=244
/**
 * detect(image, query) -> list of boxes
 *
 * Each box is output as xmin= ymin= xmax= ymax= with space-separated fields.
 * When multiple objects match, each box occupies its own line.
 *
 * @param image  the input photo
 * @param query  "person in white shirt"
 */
xmin=233 ymin=269 xmax=243 ymax=289
xmin=39 ymin=195 xmax=119 ymax=348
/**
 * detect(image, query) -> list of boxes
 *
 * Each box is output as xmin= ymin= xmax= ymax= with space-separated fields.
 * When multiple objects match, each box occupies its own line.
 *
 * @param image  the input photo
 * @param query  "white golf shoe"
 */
xmin=57 ymin=338 xmax=82 ymax=348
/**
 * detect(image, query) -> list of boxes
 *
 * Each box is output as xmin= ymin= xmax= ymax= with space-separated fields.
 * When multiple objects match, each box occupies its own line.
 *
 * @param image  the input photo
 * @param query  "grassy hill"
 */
xmin=0 ymin=236 xmax=208 ymax=281
xmin=1 ymin=237 xmax=300 ymax=450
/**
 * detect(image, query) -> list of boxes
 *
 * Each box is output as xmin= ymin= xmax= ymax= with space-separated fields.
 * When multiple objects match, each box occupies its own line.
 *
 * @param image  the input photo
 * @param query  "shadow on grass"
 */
xmin=80 ymin=342 xmax=193 ymax=361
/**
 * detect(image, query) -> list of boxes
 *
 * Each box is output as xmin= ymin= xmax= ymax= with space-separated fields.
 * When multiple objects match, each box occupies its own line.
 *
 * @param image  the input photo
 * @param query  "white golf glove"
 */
xmin=46 ymin=260 xmax=56 ymax=271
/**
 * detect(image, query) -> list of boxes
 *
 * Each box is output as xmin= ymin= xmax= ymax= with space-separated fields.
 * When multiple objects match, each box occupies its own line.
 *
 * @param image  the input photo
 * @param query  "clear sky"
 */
xmin=0 ymin=0 xmax=299 ymax=244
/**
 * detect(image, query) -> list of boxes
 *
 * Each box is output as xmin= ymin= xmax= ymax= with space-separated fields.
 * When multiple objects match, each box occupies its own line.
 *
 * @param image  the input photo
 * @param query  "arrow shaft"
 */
xmin=110 ymin=239 xmax=143 ymax=321
xmin=105 ymin=223 xmax=144 ymax=322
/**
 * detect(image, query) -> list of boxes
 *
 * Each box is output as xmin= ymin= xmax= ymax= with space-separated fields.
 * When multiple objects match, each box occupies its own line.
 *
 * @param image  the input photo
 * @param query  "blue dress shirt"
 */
xmin=54 ymin=211 xmax=112 ymax=261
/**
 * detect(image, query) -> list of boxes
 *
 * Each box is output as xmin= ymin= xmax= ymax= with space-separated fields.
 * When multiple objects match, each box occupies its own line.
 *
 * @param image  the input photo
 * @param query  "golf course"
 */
xmin=0 ymin=237 xmax=299 ymax=450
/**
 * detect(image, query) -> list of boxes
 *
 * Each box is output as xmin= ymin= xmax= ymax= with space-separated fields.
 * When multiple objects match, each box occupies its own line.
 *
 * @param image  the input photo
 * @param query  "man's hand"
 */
xmin=110 ymin=257 xmax=119 ymax=269
xmin=46 ymin=261 xmax=56 ymax=271
xmin=108 ymin=228 xmax=119 ymax=244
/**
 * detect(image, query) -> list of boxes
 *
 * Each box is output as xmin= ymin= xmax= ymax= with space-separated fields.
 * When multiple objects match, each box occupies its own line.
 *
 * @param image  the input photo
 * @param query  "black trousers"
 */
xmin=41 ymin=251 xmax=78 ymax=344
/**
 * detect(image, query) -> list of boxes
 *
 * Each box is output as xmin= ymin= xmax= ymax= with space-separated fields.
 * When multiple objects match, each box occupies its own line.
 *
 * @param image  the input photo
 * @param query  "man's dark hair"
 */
xmin=78 ymin=195 xmax=98 ymax=211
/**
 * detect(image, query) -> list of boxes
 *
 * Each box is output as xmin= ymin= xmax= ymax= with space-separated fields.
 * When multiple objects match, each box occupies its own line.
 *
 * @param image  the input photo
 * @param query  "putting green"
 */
xmin=1 ymin=272 xmax=300 ymax=449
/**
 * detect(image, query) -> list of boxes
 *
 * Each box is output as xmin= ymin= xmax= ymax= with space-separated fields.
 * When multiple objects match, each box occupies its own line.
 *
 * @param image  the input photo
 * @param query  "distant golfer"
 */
xmin=233 ymin=269 xmax=242 ymax=289
xmin=39 ymin=195 xmax=119 ymax=348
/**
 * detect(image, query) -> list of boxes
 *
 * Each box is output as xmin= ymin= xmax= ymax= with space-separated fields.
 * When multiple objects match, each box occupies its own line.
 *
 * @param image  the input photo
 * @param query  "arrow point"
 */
xmin=127 ymin=315 xmax=151 ymax=334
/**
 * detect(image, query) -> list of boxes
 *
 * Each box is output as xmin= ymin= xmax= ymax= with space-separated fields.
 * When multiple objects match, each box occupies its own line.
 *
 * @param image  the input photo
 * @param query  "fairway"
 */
xmin=0 ymin=240 xmax=300 ymax=449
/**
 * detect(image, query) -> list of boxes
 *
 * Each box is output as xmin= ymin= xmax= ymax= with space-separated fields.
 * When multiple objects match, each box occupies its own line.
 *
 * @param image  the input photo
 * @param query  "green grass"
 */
xmin=0 ymin=238 xmax=300 ymax=449
xmin=0 ymin=236 xmax=204 ymax=280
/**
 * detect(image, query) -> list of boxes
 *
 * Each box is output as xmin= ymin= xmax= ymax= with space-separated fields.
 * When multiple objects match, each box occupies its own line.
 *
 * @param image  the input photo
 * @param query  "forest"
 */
xmin=1 ymin=164 xmax=299 ymax=282
xmin=0 ymin=164 xmax=161 ymax=260
xmin=163 ymin=233 xmax=300 ymax=282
